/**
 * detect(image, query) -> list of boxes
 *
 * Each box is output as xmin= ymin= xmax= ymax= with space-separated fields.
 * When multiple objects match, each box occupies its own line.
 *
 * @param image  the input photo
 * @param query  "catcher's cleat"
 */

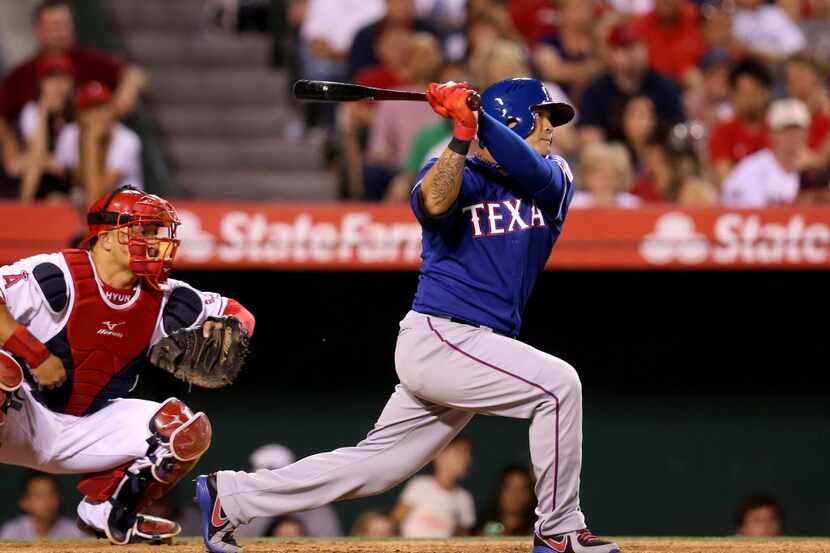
xmin=534 ymin=529 xmax=621 ymax=553
xmin=77 ymin=512 xmax=181 ymax=545
xmin=197 ymin=474 xmax=241 ymax=553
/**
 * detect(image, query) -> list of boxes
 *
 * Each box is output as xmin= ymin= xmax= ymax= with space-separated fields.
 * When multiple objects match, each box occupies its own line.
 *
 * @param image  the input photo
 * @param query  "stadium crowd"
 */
xmin=1 ymin=0 xmax=830 ymax=206
xmin=288 ymin=0 xmax=830 ymax=206
xmin=0 ymin=440 xmax=786 ymax=540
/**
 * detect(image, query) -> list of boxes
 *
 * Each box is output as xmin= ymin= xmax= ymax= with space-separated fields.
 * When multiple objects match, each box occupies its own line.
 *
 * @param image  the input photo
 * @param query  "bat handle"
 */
xmin=467 ymin=92 xmax=482 ymax=111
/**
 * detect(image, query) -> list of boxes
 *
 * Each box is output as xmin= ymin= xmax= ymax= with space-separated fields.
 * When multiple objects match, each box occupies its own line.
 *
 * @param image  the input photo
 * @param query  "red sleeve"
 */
xmin=0 ymin=59 xmax=39 ymax=123
xmin=708 ymin=122 xmax=732 ymax=163
xmin=223 ymin=298 xmax=255 ymax=336
xmin=72 ymin=47 xmax=126 ymax=91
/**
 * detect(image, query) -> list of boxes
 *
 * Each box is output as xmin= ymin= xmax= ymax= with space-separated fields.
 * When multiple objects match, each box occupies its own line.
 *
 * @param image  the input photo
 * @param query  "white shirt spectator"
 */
xmin=55 ymin=122 xmax=143 ymax=190
xmin=571 ymin=191 xmax=642 ymax=208
xmin=0 ymin=515 xmax=86 ymax=540
xmin=721 ymin=149 xmax=799 ymax=207
xmin=19 ymin=101 xmax=42 ymax=144
xmin=300 ymin=0 xmax=385 ymax=54
xmin=398 ymin=475 xmax=476 ymax=538
xmin=733 ymin=5 xmax=806 ymax=58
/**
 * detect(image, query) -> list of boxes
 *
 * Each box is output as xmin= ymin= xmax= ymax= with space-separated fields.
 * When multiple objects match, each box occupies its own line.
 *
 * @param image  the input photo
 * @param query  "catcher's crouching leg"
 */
xmin=0 ymin=351 xmax=24 ymax=426
xmin=77 ymin=398 xmax=212 ymax=544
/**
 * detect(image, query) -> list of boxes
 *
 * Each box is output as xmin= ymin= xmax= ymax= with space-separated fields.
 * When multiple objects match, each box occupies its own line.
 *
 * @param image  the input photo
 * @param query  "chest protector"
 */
xmin=36 ymin=250 xmax=163 ymax=416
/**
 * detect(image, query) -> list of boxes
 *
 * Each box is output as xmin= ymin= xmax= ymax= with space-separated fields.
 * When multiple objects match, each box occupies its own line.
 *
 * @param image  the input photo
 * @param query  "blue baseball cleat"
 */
xmin=533 ymin=529 xmax=621 ymax=553
xmin=196 ymin=474 xmax=241 ymax=553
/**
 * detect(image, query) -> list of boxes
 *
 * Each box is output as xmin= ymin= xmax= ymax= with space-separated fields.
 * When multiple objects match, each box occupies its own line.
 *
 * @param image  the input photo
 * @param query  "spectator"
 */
xmin=708 ymin=58 xmax=772 ymax=184
xmin=577 ymin=22 xmax=685 ymax=145
xmin=351 ymin=510 xmax=396 ymax=537
xmin=507 ymin=0 xmax=558 ymax=46
xmin=572 ymin=142 xmax=642 ymax=208
xmin=391 ymin=436 xmax=475 ymax=538
xmin=265 ymin=515 xmax=307 ymax=537
xmin=676 ymin=175 xmax=719 ymax=206
xmin=684 ymin=49 xmax=734 ymax=134
xmin=234 ymin=444 xmax=343 ymax=537
xmin=0 ymin=472 xmax=85 ymax=540
xmin=0 ymin=0 xmax=146 ymax=180
xmin=478 ymin=466 xmax=535 ymax=537
xmin=632 ymin=0 xmax=706 ymax=83
xmin=363 ymin=32 xmax=443 ymax=199
xmin=533 ymin=0 xmax=603 ymax=98
xmin=616 ymin=95 xmax=658 ymax=167
xmin=17 ymin=53 xmax=75 ymax=202
xmin=55 ymin=81 xmax=143 ymax=200
xmin=631 ymin=136 xmax=673 ymax=202
xmin=784 ymin=52 xmax=830 ymax=154
xmin=723 ymin=98 xmax=811 ymax=207
xmin=348 ymin=0 xmax=438 ymax=80
xmin=300 ymin=0 xmax=384 ymax=78
xmin=465 ymin=9 xmax=519 ymax=82
xmin=732 ymin=0 xmax=806 ymax=64
xmin=735 ymin=494 xmax=784 ymax=537
xmin=354 ymin=27 xmax=413 ymax=91
xmin=797 ymin=165 xmax=830 ymax=204
xmin=700 ymin=3 xmax=735 ymax=54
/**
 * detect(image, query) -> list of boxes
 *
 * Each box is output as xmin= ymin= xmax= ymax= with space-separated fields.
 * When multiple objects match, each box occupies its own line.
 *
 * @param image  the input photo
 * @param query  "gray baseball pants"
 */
xmin=217 ymin=310 xmax=586 ymax=536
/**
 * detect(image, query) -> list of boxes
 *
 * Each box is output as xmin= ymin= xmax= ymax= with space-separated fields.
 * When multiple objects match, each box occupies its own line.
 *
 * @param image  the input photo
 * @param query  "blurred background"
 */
xmin=0 ymin=0 xmax=829 ymax=542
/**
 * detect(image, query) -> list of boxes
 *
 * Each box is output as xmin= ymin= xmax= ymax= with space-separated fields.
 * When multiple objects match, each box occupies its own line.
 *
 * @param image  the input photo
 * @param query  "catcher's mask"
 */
xmin=83 ymin=186 xmax=181 ymax=291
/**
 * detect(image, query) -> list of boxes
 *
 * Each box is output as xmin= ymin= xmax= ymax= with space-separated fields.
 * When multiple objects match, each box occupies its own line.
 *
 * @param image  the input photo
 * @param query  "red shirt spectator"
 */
xmin=0 ymin=47 xmax=124 ymax=124
xmin=808 ymin=112 xmax=830 ymax=151
xmin=709 ymin=118 xmax=769 ymax=165
xmin=508 ymin=0 xmax=558 ymax=45
xmin=633 ymin=0 xmax=705 ymax=81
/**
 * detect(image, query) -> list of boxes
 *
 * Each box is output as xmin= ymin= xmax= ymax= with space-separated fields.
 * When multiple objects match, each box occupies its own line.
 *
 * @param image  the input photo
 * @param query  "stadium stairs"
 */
xmin=105 ymin=0 xmax=337 ymax=200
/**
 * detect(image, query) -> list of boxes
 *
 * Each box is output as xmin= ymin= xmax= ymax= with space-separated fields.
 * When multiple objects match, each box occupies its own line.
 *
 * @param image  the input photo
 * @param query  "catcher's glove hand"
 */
xmin=148 ymin=316 xmax=250 ymax=388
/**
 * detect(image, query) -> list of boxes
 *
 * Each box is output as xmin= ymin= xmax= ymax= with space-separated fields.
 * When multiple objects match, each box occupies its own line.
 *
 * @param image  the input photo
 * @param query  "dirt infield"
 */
xmin=0 ymin=538 xmax=828 ymax=553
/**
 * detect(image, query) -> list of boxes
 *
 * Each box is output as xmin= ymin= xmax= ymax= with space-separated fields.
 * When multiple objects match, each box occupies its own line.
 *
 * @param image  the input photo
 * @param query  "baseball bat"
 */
xmin=292 ymin=80 xmax=482 ymax=111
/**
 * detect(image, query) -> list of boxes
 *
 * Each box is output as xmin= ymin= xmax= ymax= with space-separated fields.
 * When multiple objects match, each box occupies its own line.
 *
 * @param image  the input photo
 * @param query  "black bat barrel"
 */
xmin=293 ymin=80 xmax=369 ymax=102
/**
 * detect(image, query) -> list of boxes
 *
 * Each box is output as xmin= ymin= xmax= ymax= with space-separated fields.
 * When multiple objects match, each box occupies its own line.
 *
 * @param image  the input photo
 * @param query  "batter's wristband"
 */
xmin=3 ymin=325 xmax=50 ymax=368
xmin=448 ymin=137 xmax=472 ymax=155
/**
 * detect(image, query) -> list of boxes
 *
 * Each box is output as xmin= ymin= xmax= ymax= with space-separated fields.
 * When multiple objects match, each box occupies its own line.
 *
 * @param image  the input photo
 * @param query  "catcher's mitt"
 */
xmin=148 ymin=316 xmax=249 ymax=388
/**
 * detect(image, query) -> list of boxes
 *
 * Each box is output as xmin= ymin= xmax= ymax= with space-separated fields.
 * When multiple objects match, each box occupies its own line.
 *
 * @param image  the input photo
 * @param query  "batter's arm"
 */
xmin=417 ymin=138 xmax=470 ymax=217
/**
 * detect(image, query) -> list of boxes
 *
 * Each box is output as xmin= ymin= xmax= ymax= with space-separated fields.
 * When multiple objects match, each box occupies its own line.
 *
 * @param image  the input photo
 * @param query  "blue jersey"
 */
xmin=410 ymin=154 xmax=574 ymax=337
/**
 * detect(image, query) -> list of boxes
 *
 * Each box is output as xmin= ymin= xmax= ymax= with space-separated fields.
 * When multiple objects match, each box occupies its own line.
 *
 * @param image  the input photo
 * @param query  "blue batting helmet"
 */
xmin=481 ymin=78 xmax=575 ymax=139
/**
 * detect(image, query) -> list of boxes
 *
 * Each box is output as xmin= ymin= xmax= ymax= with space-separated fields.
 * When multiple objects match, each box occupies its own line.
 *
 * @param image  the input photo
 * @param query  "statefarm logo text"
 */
xmin=176 ymin=210 xmax=422 ymax=265
xmin=640 ymin=212 xmax=830 ymax=265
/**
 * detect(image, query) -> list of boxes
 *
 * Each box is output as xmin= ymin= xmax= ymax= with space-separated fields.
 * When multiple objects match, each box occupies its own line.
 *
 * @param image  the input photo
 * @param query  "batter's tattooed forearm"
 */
xmin=423 ymin=149 xmax=465 ymax=215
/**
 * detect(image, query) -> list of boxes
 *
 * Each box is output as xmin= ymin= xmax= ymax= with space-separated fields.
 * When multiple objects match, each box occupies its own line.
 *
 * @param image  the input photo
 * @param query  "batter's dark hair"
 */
xmin=33 ymin=0 xmax=71 ymax=23
xmin=734 ymin=493 xmax=784 ymax=529
xmin=728 ymin=58 xmax=773 ymax=90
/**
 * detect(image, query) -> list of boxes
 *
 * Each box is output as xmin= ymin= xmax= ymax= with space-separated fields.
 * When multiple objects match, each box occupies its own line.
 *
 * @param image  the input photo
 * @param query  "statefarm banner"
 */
xmin=1 ymin=201 xmax=829 ymax=270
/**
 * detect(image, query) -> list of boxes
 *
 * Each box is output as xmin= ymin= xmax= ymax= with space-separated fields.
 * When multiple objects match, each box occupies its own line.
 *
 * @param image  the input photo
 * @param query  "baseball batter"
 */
xmin=0 ymin=187 xmax=255 ymax=544
xmin=197 ymin=78 xmax=620 ymax=553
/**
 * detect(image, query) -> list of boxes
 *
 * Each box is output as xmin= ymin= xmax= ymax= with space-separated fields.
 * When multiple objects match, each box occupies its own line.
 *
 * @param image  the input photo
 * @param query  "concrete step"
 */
xmin=153 ymin=105 xmax=295 ymax=138
xmin=106 ymin=0 xmax=204 ymax=32
xmin=176 ymin=170 xmax=339 ymax=200
xmin=146 ymin=67 xmax=288 ymax=106
xmin=122 ymin=31 xmax=271 ymax=68
xmin=166 ymin=138 xmax=324 ymax=172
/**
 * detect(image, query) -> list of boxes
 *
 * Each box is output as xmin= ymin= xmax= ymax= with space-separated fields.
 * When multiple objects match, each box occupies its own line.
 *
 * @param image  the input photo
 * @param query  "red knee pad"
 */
xmin=150 ymin=398 xmax=212 ymax=463
xmin=0 ymin=350 xmax=23 ymax=392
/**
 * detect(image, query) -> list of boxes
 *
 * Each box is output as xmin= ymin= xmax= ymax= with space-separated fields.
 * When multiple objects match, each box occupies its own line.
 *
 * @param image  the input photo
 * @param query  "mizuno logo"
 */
xmin=98 ymin=321 xmax=126 ymax=338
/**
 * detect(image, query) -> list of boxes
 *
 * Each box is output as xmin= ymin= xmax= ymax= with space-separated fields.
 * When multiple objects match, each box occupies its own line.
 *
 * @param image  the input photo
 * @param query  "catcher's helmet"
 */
xmin=84 ymin=186 xmax=181 ymax=290
xmin=481 ymin=78 xmax=575 ymax=140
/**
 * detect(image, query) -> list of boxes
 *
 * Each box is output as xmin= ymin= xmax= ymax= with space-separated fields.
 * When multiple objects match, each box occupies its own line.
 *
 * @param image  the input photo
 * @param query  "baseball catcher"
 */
xmin=0 ymin=186 xmax=254 ymax=544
